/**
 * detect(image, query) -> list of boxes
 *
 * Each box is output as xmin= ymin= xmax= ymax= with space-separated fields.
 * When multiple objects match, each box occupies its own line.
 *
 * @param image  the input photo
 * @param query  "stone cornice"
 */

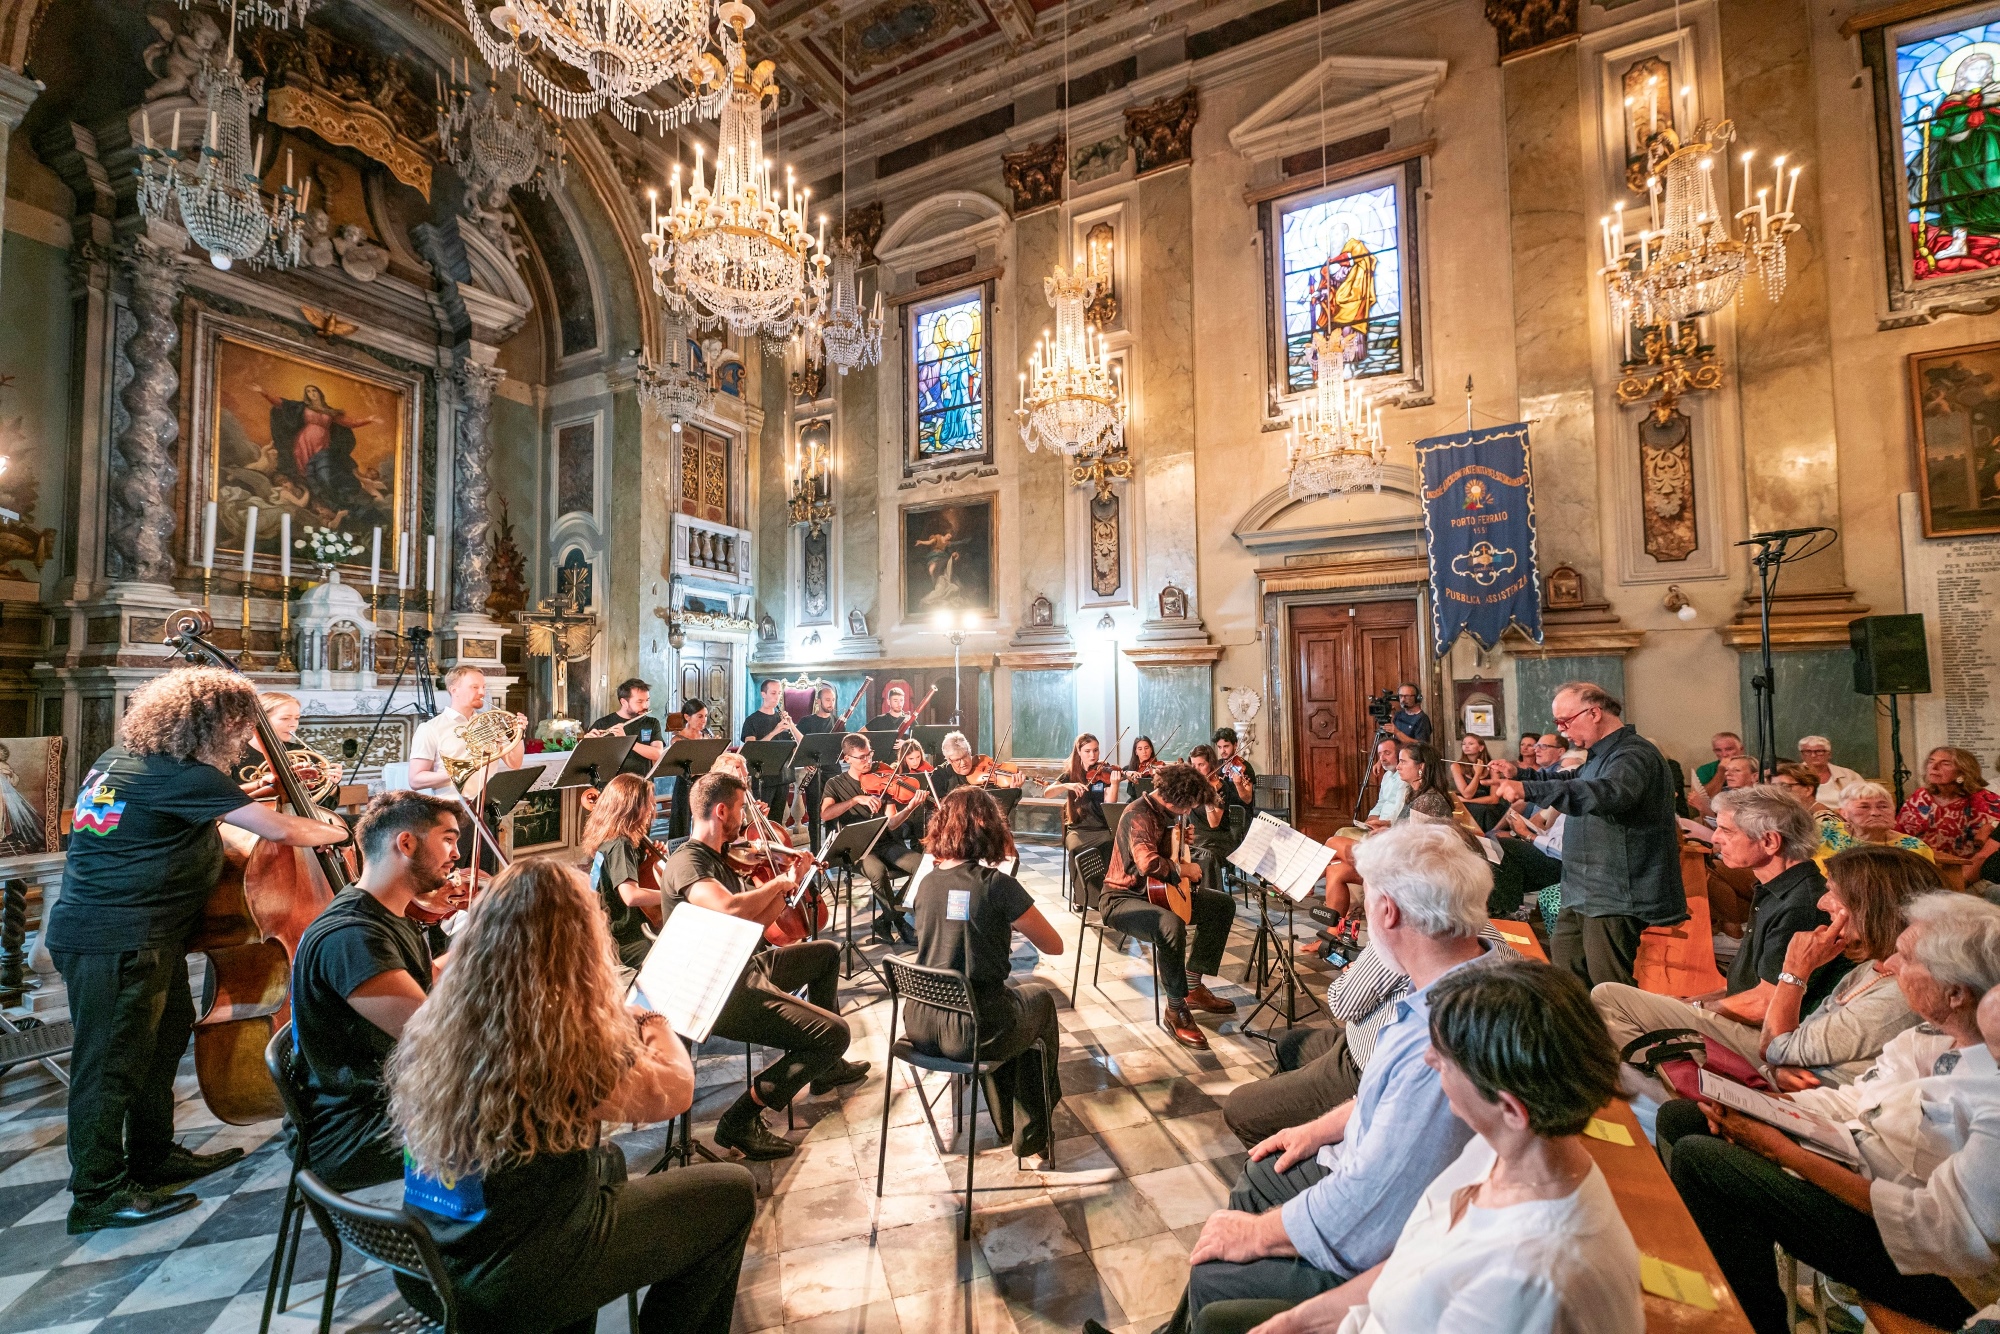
xmin=1255 ymin=553 xmax=1430 ymax=595
xmin=1715 ymin=588 xmax=1870 ymax=652
xmin=998 ymin=649 xmax=1080 ymax=670
xmin=1123 ymin=642 xmax=1225 ymax=666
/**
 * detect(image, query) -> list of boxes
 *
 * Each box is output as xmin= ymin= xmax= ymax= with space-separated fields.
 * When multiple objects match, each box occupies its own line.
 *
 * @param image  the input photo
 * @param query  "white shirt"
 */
xmin=1814 ymin=764 xmax=1865 ymax=807
xmin=1871 ymin=1081 xmax=2000 ymax=1308
xmin=409 ymin=706 xmax=472 ymax=768
xmin=1369 ymin=771 xmax=1410 ymax=823
xmin=1532 ymin=813 xmax=1566 ymax=858
xmin=1336 ymin=1137 xmax=1643 ymax=1334
xmin=1789 ymin=1026 xmax=1991 ymax=1188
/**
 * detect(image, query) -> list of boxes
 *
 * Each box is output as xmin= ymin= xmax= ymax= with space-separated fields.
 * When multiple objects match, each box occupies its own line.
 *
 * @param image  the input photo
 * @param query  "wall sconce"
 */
xmin=1663 ymin=585 xmax=1697 ymax=622
xmin=789 ymin=427 xmax=835 ymax=534
xmin=661 ymin=573 xmax=688 ymax=650
xmin=1085 ymin=221 xmax=1118 ymax=327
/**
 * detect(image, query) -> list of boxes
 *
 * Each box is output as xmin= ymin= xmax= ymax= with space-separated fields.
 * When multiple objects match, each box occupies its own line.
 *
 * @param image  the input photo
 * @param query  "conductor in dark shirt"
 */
xmin=47 ymin=669 xmax=350 ymax=1234
xmin=1491 ymin=681 xmax=1686 ymax=988
xmin=291 ymin=791 xmax=463 ymax=1189
xmin=584 ymin=678 xmax=665 ymax=777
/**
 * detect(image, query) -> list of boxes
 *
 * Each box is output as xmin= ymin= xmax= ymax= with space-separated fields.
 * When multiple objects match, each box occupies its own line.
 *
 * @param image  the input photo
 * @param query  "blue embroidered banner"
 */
xmin=1416 ymin=423 xmax=1543 ymax=656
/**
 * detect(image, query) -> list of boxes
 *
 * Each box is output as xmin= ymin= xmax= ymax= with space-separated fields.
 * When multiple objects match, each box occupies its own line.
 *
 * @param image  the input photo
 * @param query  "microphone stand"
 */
xmin=1733 ymin=527 xmax=1837 ymax=776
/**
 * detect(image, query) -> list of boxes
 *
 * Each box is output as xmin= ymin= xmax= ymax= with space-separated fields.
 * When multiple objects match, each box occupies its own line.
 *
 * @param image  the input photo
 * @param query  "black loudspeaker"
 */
xmin=1850 ymin=615 xmax=1931 ymax=695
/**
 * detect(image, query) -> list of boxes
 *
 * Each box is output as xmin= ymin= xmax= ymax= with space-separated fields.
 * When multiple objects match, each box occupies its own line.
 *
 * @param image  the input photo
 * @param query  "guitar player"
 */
xmin=1099 ymin=763 xmax=1239 ymax=1050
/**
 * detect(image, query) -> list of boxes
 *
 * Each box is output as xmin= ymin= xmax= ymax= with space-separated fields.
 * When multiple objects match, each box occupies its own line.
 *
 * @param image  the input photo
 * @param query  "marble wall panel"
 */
xmin=1735 ymin=648 xmax=1876 ymax=775
xmin=1012 ymin=667 xmax=1079 ymax=762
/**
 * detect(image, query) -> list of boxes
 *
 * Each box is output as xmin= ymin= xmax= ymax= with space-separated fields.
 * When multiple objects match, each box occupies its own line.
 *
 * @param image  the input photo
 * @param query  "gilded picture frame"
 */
xmin=1908 ymin=337 xmax=2000 ymax=537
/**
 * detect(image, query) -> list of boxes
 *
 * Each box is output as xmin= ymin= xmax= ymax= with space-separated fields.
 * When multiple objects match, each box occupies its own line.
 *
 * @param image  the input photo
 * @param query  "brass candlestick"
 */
xmin=202 ymin=568 xmax=213 ymax=610
xmin=394 ymin=593 xmax=408 ymax=672
xmin=238 ymin=579 xmax=260 ymax=670
xmin=426 ymin=588 xmax=435 ymax=632
xmin=275 ymin=574 xmax=296 ymax=672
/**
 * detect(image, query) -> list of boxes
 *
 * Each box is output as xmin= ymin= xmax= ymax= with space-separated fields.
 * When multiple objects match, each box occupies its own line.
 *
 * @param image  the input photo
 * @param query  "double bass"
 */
xmin=166 ymin=609 xmax=357 ymax=1124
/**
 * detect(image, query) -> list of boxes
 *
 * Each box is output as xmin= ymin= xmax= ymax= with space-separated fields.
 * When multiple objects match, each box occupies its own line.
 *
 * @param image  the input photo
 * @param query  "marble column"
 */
xmin=450 ymin=355 xmax=504 ymax=616
xmin=0 ymin=66 xmax=38 ymax=312
xmin=106 ymin=233 xmax=186 ymax=586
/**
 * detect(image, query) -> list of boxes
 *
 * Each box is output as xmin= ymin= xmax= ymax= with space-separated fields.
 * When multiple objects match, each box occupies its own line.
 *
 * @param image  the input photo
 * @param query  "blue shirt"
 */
xmin=1279 ymin=943 xmax=1505 ymax=1276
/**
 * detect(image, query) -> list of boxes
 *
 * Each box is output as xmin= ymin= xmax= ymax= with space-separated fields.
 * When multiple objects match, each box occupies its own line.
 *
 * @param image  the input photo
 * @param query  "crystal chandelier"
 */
xmin=636 ymin=309 xmax=713 ymax=433
xmin=1286 ymin=343 xmax=1385 ymax=499
xmin=438 ymin=60 xmax=566 ymax=200
xmin=1598 ymin=112 xmax=1799 ymax=330
xmin=461 ymin=0 xmax=714 ymax=131
xmin=643 ymin=2 xmax=827 ymax=339
xmin=135 ymin=22 xmax=303 ymax=272
xmin=814 ymin=238 xmax=882 ymax=373
xmin=176 ymin=0 xmax=313 ymax=30
xmin=1017 ymin=264 xmax=1123 ymax=456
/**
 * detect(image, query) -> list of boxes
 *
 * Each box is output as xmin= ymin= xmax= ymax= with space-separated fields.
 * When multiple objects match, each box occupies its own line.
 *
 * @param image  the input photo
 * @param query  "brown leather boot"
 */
xmin=1183 ymin=982 xmax=1238 ymax=1015
xmin=1164 ymin=1000 xmax=1209 ymax=1049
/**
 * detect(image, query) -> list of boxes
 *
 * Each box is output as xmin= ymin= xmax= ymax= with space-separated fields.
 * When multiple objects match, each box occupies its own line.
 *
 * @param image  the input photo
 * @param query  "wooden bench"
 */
xmin=1491 ymin=921 xmax=1751 ymax=1330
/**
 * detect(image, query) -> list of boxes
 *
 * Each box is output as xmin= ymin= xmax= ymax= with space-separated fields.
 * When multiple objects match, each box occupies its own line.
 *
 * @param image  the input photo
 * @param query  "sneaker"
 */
xmin=809 ymin=1059 xmax=871 ymax=1095
xmin=1183 ymin=983 xmax=1238 ymax=1015
xmin=127 ymin=1143 xmax=246 ymax=1191
xmin=714 ymin=1107 xmax=797 ymax=1161
xmin=67 ymin=1188 xmax=198 ymax=1235
xmin=1163 ymin=1001 xmax=1209 ymax=1050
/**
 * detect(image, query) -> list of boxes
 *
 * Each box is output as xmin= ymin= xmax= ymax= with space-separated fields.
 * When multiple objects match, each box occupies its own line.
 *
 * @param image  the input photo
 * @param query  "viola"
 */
xmin=726 ymin=796 xmax=824 ymax=945
xmin=860 ymin=762 xmax=925 ymax=806
xmin=406 ymin=866 xmax=481 ymax=927
xmin=963 ymin=754 xmax=1023 ymax=788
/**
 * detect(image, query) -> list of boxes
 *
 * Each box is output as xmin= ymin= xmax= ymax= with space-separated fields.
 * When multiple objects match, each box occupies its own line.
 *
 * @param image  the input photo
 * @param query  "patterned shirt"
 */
xmin=1896 ymin=788 xmax=2000 ymax=859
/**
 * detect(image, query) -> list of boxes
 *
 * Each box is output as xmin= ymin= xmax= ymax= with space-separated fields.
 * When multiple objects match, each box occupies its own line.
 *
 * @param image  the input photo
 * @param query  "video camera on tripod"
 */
xmin=1367 ymin=687 xmax=1398 ymax=738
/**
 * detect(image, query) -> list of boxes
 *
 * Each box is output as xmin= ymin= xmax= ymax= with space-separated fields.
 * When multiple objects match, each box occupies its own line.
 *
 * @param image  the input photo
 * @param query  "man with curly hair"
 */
xmin=47 ymin=668 xmax=350 ymax=1234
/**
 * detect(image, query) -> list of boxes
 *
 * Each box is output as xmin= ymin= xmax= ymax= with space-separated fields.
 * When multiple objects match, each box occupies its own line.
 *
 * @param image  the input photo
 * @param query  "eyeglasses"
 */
xmin=1551 ymin=705 xmax=1598 ymax=731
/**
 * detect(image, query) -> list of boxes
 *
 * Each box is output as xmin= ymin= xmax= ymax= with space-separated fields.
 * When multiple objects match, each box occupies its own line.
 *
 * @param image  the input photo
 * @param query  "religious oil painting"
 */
xmin=1897 ymin=16 xmax=2000 ymax=283
xmin=901 ymin=495 xmax=996 ymax=618
xmin=910 ymin=288 xmax=988 ymax=462
xmin=198 ymin=318 xmax=418 ymax=571
xmin=0 ymin=735 xmax=60 ymax=855
xmin=1910 ymin=338 xmax=2000 ymax=536
xmin=1274 ymin=176 xmax=1405 ymax=393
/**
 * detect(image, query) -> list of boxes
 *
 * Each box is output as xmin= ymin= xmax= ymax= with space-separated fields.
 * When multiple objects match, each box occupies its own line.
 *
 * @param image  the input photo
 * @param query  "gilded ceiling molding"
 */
xmin=1124 ymin=87 xmax=1198 ymax=177
xmin=265 ymin=85 xmax=432 ymax=198
xmin=1482 ymin=0 xmax=1579 ymax=61
xmin=1001 ymin=132 xmax=1065 ymax=215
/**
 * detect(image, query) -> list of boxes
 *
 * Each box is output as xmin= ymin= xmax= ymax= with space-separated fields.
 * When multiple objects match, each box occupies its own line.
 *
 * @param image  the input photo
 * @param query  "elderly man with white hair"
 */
xmin=1085 ymin=822 xmax=1510 ymax=1334
xmin=1798 ymin=735 xmax=1866 ymax=807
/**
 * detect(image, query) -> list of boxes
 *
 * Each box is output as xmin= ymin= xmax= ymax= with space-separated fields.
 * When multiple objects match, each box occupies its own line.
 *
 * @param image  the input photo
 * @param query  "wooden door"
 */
xmin=1288 ymin=599 xmax=1420 ymax=841
xmin=677 ymin=642 xmax=734 ymax=734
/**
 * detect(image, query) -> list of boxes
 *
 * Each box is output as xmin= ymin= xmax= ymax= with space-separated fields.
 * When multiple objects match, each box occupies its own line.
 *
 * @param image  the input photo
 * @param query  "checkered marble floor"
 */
xmin=0 ymin=846 xmax=1339 ymax=1334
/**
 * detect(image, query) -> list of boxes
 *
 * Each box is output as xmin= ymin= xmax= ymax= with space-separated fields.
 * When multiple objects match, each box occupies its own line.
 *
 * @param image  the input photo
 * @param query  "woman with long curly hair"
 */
xmin=1897 ymin=746 xmax=2000 ymax=873
xmin=49 ymin=668 xmax=348 ymax=1234
xmin=579 ymin=773 xmax=665 ymax=970
xmin=388 ymin=857 xmax=753 ymax=1334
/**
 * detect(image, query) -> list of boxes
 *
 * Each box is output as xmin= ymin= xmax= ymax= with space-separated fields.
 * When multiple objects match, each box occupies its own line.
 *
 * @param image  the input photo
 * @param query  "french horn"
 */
xmin=248 ymin=746 xmax=344 ymax=804
xmin=441 ymin=710 xmax=527 ymax=788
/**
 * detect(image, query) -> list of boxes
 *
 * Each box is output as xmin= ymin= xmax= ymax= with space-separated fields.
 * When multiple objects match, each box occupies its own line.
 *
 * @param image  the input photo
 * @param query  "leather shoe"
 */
xmin=1163 ymin=1001 xmax=1209 ymax=1050
xmin=808 ymin=1059 xmax=871 ymax=1094
xmin=1183 ymin=983 xmax=1238 ymax=1015
xmin=67 ymin=1188 xmax=198 ymax=1234
xmin=128 ymin=1143 xmax=246 ymax=1191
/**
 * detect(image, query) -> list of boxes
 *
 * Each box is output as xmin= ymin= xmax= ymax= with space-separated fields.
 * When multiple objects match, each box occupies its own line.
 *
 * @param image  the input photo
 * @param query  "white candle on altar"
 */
xmin=241 ymin=506 xmax=258 ymax=574
xmin=280 ymin=512 xmax=291 ymax=582
xmin=201 ymin=501 xmax=217 ymax=571
xmin=370 ymin=526 xmax=382 ymax=588
xmin=426 ymin=534 xmax=436 ymax=591
xmin=397 ymin=531 xmax=410 ymax=588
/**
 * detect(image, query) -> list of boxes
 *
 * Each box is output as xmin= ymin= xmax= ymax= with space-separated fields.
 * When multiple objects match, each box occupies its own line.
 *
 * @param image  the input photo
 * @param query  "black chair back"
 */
xmin=296 ymin=1169 xmax=461 ymax=1330
xmin=881 ymin=955 xmax=977 ymax=1021
xmin=1072 ymin=842 xmax=1110 ymax=912
xmin=263 ymin=1024 xmax=315 ymax=1169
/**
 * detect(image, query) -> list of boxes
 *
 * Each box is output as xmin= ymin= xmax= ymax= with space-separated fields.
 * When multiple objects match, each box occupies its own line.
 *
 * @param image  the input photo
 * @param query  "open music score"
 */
xmin=1227 ymin=813 xmax=1336 ymax=901
xmin=632 ymin=904 xmax=766 ymax=1042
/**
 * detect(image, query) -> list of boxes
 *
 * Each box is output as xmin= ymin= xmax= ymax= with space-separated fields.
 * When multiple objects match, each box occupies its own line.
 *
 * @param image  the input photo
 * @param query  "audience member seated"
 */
xmin=1487 ymin=777 xmax=1563 ymax=921
xmin=1821 ymin=783 xmax=1937 ymax=863
xmin=1798 ymin=735 xmax=1867 ymax=808
xmin=579 ymin=774 xmax=665 ymax=975
xmin=291 ymin=791 xmax=461 ymax=1190
xmin=1595 ymin=786 xmax=1830 ymax=1088
xmin=1452 ymin=736 xmax=1506 ymax=832
xmin=1899 ymin=747 xmax=2000 ymax=878
xmin=1358 ymin=736 xmax=1408 ymax=831
xmin=1690 ymin=730 xmax=1747 ymax=816
xmin=1223 ymin=921 xmax=1511 ymax=1149
xmin=1657 ymin=893 xmax=2000 ymax=1334
xmin=1313 ymin=744 xmax=1458 ymax=927
xmin=1079 ymin=823 xmax=1506 ymax=1334
xmin=390 ymin=858 xmax=756 ymax=1334
xmin=903 ymin=786 xmax=1067 ymax=1164
xmin=1196 ymin=960 xmax=1641 ymax=1334
xmin=1516 ymin=734 xmax=1540 ymax=767
xmin=1773 ymin=761 xmax=1839 ymax=817
xmin=1755 ymin=845 xmax=1934 ymax=1088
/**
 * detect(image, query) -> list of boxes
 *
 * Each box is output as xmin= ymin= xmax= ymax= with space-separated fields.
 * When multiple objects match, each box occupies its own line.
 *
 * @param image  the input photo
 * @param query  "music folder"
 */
xmin=632 ymin=903 xmax=766 ymax=1043
xmin=553 ymin=734 xmax=637 ymax=790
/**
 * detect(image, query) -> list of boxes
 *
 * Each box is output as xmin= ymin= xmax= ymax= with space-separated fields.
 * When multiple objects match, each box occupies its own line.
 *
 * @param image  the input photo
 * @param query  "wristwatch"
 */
xmin=1778 ymin=971 xmax=1807 ymax=989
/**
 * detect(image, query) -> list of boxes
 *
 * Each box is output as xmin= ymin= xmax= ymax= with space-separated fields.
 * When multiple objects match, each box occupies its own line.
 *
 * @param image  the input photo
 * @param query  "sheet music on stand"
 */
xmin=1228 ymin=813 xmax=1336 ymax=901
xmin=632 ymin=904 xmax=765 ymax=1042
xmin=518 ymin=751 xmax=568 ymax=792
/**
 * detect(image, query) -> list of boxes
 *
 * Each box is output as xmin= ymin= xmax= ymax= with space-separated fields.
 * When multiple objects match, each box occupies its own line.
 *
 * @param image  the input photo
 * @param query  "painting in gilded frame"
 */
xmin=901 ymin=494 xmax=995 ymax=618
xmin=1 ymin=735 xmax=61 ymax=855
xmin=189 ymin=313 xmax=422 ymax=574
xmin=1910 ymin=338 xmax=2000 ymax=536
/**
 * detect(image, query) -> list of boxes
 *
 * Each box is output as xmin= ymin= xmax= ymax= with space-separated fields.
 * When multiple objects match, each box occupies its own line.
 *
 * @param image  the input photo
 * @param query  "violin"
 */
xmin=860 ymin=762 xmax=926 ymax=806
xmin=1084 ymin=762 xmax=1118 ymax=785
xmin=963 ymin=754 xmax=1023 ymax=788
xmin=406 ymin=865 xmax=482 ymax=928
xmin=723 ymin=796 xmax=823 ymax=945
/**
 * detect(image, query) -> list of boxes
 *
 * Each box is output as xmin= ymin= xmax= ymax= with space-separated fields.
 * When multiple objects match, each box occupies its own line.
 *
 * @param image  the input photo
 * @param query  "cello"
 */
xmin=165 ymin=608 xmax=357 ymax=1124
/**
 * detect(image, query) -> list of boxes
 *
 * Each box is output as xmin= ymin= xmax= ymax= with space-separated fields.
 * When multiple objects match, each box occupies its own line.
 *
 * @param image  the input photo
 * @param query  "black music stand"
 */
xmin=737 ymin=740 xmax=798 ymax=785
xmin=912 ymin=725 xmax=953 ymax=758
xmin=553 ymin=734 xmax=638 ymax=792
xmin=478 ymin=766 xmax=544 ymax=852
xmin=987 ymin=787 xmax=1024 ymax=822
xmin=861 ymin=730 xmax=904 ymax=763
xmin=819 ymin=815 xmax=890 ymax=992
xmin=658 ymin=737 xmax=730 ymax=782
xmin=793 ymin=731 xmax=847 ymax=773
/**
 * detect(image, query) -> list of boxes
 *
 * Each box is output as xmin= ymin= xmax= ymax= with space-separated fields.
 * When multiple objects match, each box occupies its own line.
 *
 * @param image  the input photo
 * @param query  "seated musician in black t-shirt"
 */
xmin=1183 ymin=744 xmax=1239 ymax=894
xmin=579 ymin=773 xmax=665 ymax=972
xmin=1100 ymin=764 xmax=1240 ymax=1050
xmin=820 ymin=732 xmax=930 ymax=945
xmin=291 ymin=790 xmax=463 ymax=1189
xmin=663 ymin=771 xmax=869 ymax=1160
xmin=863 ymin=683 xmax=914 ymax=734
xmin=585 ymin=677 xmax=665 ymax=778
xmin=907 ymin=787 xmax=1067 ymax=1163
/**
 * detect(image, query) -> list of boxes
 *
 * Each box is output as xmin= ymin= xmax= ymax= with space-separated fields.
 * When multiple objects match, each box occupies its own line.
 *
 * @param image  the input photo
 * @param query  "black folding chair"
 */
xmin=876 ymin=955 xmax=1058 ymax=1239
xmin=259 ymin=1025 xmax=313 ymax=1334
xmin=1067 ymin=841 xmax=1110 ymax=1006
xmin=295 ymin=1169 xmax=641 ymax=1333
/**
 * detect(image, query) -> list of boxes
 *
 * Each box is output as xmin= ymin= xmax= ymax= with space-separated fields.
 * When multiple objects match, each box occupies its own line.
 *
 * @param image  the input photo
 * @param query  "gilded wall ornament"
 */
xmin=1002 ymin=133 xmax=1066 ymax=214
xmin=1124 ymin=88 xmax=1199 ymax=176
xmin=1638 ymin=408 xmax=1699 ymax=562
xmin=1482 ymin=0 xmax=1579 ymax=60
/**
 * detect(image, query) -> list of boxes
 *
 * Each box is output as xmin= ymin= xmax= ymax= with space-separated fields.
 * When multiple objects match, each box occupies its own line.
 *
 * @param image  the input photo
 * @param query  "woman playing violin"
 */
xmin=1128 ymin=736 xmax=1160 ymax=773
xmin=1047 ymin=733 xmax=1123 ymax=907
xmin=580 ymin=773 xmax=667 ymax=972
xmin=820 ymin=733 xmax=927 ymax=944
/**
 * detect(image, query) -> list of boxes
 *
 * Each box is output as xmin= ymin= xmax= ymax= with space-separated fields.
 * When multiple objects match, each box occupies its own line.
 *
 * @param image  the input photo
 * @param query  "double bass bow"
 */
xmin=165 ymin=608 xmax=356 ymax=1124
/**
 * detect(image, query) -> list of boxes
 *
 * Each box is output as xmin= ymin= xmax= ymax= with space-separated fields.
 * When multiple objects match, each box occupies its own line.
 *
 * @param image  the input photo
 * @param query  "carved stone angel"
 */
xmin=142 ymin=10 xmax=224 ymax=103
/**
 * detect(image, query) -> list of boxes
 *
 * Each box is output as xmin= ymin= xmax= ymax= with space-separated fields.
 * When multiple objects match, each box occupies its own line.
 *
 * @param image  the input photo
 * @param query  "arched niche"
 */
xmin=1231 ymin=464 xmax=1425 ymax=562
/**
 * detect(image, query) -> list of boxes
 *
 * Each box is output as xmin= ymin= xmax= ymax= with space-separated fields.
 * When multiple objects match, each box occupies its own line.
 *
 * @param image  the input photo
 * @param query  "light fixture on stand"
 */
xmin=437 ymin=58 xmax=566 ymax=200
xmin=460 ymin=0 xmax=714 ymax=130
xmin=135 ymin=8 xmax=304 ymax=271
xmin=1286 ymin=342 xmax=1385 ymax=498
xmin=636 ymin=306 xmax=713 ymax=433
xmin=642 ymin=2 xmax=827 ymax=338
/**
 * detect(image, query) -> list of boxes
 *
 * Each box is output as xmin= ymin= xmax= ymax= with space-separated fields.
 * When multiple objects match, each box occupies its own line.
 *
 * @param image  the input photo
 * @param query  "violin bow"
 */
xmin=1157 ymin=723 xmax=1183 ymax=760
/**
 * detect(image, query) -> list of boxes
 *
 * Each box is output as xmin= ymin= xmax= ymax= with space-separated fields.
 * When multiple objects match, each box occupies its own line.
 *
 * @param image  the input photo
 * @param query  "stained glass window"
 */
xmin=1275 ymin=179 xmax=1404 ymax=393
xmin=1898 ymin=17 xmax=2000 ymax=281
xmin=913 ymin=291 xmax=986 ymax=458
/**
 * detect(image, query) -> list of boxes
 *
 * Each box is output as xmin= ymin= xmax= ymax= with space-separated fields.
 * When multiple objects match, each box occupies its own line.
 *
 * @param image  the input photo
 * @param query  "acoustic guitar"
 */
xmin=1147 ymin=816 xmax=1199 ymax=924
